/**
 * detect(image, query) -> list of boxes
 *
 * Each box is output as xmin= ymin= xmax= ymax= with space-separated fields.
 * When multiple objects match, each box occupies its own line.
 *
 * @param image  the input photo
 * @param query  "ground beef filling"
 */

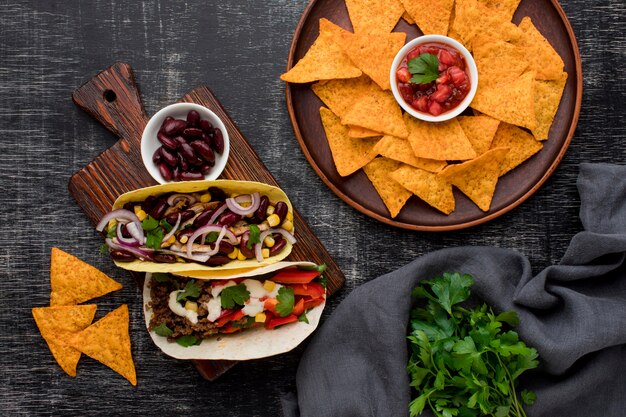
xmin=148 ymin=277 xmax=219 ymax=340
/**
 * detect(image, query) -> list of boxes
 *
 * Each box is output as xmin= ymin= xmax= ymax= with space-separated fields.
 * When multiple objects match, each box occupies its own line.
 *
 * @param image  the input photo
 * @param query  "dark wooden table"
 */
xmin=1 ymin=0 xmax=624 ymax=415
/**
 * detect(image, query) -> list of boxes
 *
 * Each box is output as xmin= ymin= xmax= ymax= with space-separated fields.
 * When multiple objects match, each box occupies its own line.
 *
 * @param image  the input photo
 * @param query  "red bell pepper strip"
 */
xmin=271 ymin=269 xmax=321 ymax=284
xmin=292 ymin=298 xmax=305 ymax=317
xmin=303 ymin=296 xmax=325 ymax=310
xmin=265 ymin=314 xmax=298 ymax=329
xmin=264 ymin=298 xmax=278 ymax=315
xmin=216 ymin=309 xmax=245 ymax=328
xmin=291 ymin=283 xmax=325 ymax=298
xmin=220 ymin=323 xmax=243 ymax=334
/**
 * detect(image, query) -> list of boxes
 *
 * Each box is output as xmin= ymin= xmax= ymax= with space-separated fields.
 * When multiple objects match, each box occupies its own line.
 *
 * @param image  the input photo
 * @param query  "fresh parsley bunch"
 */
xmin=408 ymin=273 xmax=539 ymax=417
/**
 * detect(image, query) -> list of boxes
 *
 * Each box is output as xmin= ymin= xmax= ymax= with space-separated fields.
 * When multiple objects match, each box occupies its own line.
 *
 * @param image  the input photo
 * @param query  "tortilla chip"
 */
xmin=320 ymin=107 xmax=380 ymax=176
xmin=471 ymin=71 xmax=537 ymax=130
xmin=439 ymin=147 xmax=509 ymax=211
xmin=374 ymin=135 xmax=447 ymax=172
xmin=473 ymin=37 xmax=530 ymax=86
xmin=401 ymin=0 xmax=455 ymax=35
xmin=491 ymin=123 xmax=543 ymax=175
xmin=390 ymin=165 xmax=455 ymax=214
xmin=341 ymin=89 xmax=409 ymax=138
xmin=532 ymin=72 xmax=568 ymax=140
xmin=337 ymin=30 xmax=406 ymax=90
xmin=363 ymin=158 xmax=412 ymax=218
xmin=478 ymin=0 xmax=521 ymax=20
xmin=69 ymin=305 xmax=136 ymax=386
xmin=348 ymin=125 xmax=382 ymax=138
xmin=516 ymin=17 xmax=564 ymax=80
xmin=280 ymin=19 xmax=362 ymax=83
xmin=345 ymin=0 xmax=405 ymax=34
xmin=402 ymin=11 xmax=415 ymax=25
xmin=451 ymin=0 xmax=522 ymax=50
xmin=458 ymin=115 xmax=501 ymax=155
xmin=32 ymin=304 xmax=97 ymax=377
xmin=405 ymin=114 xmax=476 ymax=160
xmin=50 ymin=248 xmax=122 ymax=306
xmin=312 ymin=76 xmax=378 ymax=118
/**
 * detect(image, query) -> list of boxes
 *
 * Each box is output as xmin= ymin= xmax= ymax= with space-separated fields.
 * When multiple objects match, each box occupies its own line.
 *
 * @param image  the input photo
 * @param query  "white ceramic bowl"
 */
xmin=141 ymin=103 xmax=230 ymax=184
xmin=389 ymin=35 xmax=478 ymax=122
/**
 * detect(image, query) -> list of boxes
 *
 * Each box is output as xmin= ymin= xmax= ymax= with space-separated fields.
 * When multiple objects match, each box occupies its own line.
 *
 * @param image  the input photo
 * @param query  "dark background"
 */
xmin=0 ymin=0 xmax=624 ymax=415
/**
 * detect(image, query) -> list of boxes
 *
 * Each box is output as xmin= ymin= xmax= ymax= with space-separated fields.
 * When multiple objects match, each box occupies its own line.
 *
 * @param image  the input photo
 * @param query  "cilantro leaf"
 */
xmin=176 ymin=335 xmax=201 ymax=347
xmin=99 ymin=243 xmax=109 ymax=254
xmin=107 ymin=225 xmax=117 ymax=238
xmin=521 ymin=389 xmax=537 ymax=405
xmin=298 ymin=311 xmax=309 ymax=324
xmin=153 ymin=273 xmax=171 ymax=283
xmin=145 ymin=227 xmax=163 ymax=250
xmin=247 ymin=224 xmax=261 ymax=249
xmin=298 ymin=263 xmax=327 ymax=273
xmin=141 ymin=215 xmax=159 ymax=231
xmin=176 ymin=280 xmax=201 ymax=302
xmin=407 ymin=53 xmax=439 ymax=85
xmin=220 ymin=284 xmax=250 ymax=309
xmin=153 ymin=323 xmax=173 ymax=337
xmin=276 ymin=286 xmax=295 ymax=317
xmin=160 ymin=219 xmax=173 ymax=233
xmin=204 ymin=231 xmax=219 ymax=243
xmin=318 ymin=274 xmax=328 ymax=288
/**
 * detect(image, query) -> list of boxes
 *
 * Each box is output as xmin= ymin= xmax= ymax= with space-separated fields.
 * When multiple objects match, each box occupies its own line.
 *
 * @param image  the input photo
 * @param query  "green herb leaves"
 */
xmin=247 ymin=225 xmax=261 ymax=249
xmin=153 ymin=323 xmax=173 ymax=337
xmin=220 ymin=284 xmax=250 ymax=309
xmin=276 ymin=287 xmax=295 ymax=317
xmin=176 ymin=280 xmax=201 ymax=302
xmin=407 ymin=272 xmax=539 ymax=417
xmin=142 ymin=215 xmax=163 ymax=250
xmin=176 ymin=335 xmax=201 ymax=347
xmin=408 ymin=53 xmax=440 ymax=85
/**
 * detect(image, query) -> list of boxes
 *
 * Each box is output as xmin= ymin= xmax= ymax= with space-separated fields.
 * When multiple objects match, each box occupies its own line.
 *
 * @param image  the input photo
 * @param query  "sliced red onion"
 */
xmin=254 ymin=241 xmax=264 ymax=262
xmin=167 ymin=194 xmax=197 ymax=207
xmin=260 ymin=228 xmax=297 ymax=245
xmin=116 ymin=222 xmax=140 ymax=246
xmin=125 ymin=221 xmax=145 ymax=244
xmin=105 ymin=238 xmax=153 ymax=260
xmin=162 ymin=213 xmax=181 ymax=243
xmin=158 ymin=249 xmax=212 ymax=263
xmin=225 ymin=193 xmax=260 ymax=216
xmin=186 ymin=225 xmax=236 ymax=257
xmin=208 ymin=203 xmax=228 ymax=225
xmin=96 ymin=209 xmax=143 ymax=244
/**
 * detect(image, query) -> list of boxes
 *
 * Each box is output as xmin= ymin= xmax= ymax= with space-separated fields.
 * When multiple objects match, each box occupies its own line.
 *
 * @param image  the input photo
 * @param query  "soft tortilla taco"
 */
xmin=96 ymin=180 xmax=295 ymax=274
xmin=143 ymin=261 xmax=327 ymax=360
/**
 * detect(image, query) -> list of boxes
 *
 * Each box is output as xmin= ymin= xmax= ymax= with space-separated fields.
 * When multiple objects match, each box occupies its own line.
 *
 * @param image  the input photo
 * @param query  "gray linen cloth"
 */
xmin=282 ymin=163 xmax=626 ymax=417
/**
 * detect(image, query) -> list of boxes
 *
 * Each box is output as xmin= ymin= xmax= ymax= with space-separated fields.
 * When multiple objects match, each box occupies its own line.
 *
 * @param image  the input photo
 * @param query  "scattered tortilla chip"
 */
xmin=471 ymin=71 xmax=537 ymax=130
xmin=391 ymin=165 xmax=455 ymax=214
xmin=363 ymin=158 xmax=412 ymax=218
xmin=349 ymin=125 xmax=382 ymax=138
xmin=312 ymin=76 xmax=378 ymax=118
xmin=337 ymin=30 xmax=406 ymax=90
xmin=401 ymin=0 xmax=455 ymax=35
xmin=69 ymin=304 xmax=136 ymax=386
xmin=439 ymin=147 xmax=509 ymax=211
xmin=516 ymin=17 xmax=564 ymax=80
xmin=32 ymin=304 xmax=97 ymax=377
xmin=405 ymin=114 xmax=476 ymax=160
xmin=491 ymin=123 xmax=543 ymax=175
xmin=50 ymin=247 xmax=122 ymax=306
xmin=320 ymin=107 xmax=380 ymax=176
xmin=345 ymin=0 xmax=405 ymax=34
xmin=342 ymin=89 xmax=409 ymax=138
xmin=280 ymin=19 xmax=362 ymax=83
xmin=402 ymin=11 xmax=415 ymax=25
xmin=374 ymin=135 xmax=447 ymax=172
xmin=458 ymin=115 xmax=501 ymax=155
xmin=473 ymin=37 xmax=530 ymax=86
xmin=532 ymin=72 xmax=568 ymax=140
xmin=451 ymin=0 xmax=522 ymax=50
xmin=478 ymin=0 xmax=521 ymax=20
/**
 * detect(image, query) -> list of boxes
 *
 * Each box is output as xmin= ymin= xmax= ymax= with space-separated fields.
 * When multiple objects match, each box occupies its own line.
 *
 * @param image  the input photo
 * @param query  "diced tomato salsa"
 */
xmin=395 ymin=42 xmax=471 ymax=117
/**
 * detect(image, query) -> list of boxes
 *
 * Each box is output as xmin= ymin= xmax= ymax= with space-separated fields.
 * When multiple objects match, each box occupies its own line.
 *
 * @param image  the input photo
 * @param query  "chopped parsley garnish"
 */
xmin=141 ymin=215 xmax=159 ymax=231
xmin=176 ymin=280 xmax=201 ymax=302
xmin=153 ymin=323 xmax=173 ymax=337
xmin=142 ymin=215 xmax=163 ymax=250
xmin=247 ymin=224 xmax=261 ymax=249
xmin=160 ymin=219 xmax=173 ymax=233
xmin=204 ymin=232 xmax=219 ymax=244
xmin=298 ymin=311 xmax=309 ymax=324
xmin=276 ymin=287 xmax=295 ymax=317
xmin=176 ymin=335 xmax=201 ymax=347
xmin=220 ymin=284 xmax=250 ymax=309
xmin=408 ymin=53 xmax=439 ymax=85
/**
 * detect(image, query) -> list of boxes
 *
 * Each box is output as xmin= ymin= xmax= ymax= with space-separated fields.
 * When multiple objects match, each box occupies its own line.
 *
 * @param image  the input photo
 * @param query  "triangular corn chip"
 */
xmin=450 ymin=0 xmax=522 ymax=50
xmin=515 ymin=17 xmax=564 ymax=80
xmin=532 ymin=72 xmax=567 ymax=140
xmin=342 ymin=89 xmax=409 ymax=138
xmin=478 ymin=0 xmax=521 ymax=21
xmin=320 ymin=107 xmax=380 ymax=176
xmin=374 ymin=135 xmax=447 ymax=172
xmin=402 ymin=11 xmax=415 ymax=25
xmin=32 ymin=304 xmax=97 ymax=377
xmin=391 ymin=165 xmax=455 ymax=214
xmin=458 ymin=115 xmax=501 ymax=155
xmin=401 ymin=0 xmax=455 ymax=35
xmin=490 ymin=123 xmax=543 ymax=175
xmin=405 ymin=114 xmax=476 ymax=160
xmin=363 ymin=158 xmax=412 ymax=218
xmin=69 ymin=305 xmax=136 ymax=386
xmin=345 ymin=0 xmax=405 ymax=34
xmin=50 ymin=247 xmax=122 ymax=306
xmin=473 ymin=37 xmax=530 ymax=86
xmin=348 ymin=125 xmax=382 ymax=138
xmin=312 ymin=76 xmax=378 ymax=118
xmin=280 ymin=19 xmax=362 ymax=83
xmin=439 ymin=147 xmax=509 ymax=211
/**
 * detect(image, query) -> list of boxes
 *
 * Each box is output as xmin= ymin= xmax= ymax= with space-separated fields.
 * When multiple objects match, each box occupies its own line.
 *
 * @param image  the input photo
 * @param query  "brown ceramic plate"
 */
xmin=285 ymin=0 xmax=582 ymax=231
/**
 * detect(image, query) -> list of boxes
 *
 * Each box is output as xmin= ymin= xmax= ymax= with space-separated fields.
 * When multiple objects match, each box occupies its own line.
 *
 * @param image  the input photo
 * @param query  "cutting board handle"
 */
xmin=72 ymin=62 xmax=149 ymax=149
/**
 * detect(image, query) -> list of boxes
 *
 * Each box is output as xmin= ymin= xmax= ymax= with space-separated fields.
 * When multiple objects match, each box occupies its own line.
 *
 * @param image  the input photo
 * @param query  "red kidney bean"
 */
xmin=187 ymin=110 xmax=200 ymax=127
xmin=178 ymin=228 xmax=196 ymax=241
xmin=159 ymin=147 xmax=178 ymax=167
xmin=157 ymin=131 xmax=179 ymax=150
xmin=110 ymin=250 xmax=135 ymax=262
xmin=179 ymin=142 xmax=202 ymax=166
xmin=274 ymin=201 xmax=288 ymax=223
xmin=202 ymin=255 xmax=230 ymax=266
xmin=183 ymin=127 xmax=203 ymax=139
xmin=164 ymin=209 xmax=195 ymax=225
xmin=193 ymin=209 xmax=216 ymax=228
xmin=250 ymin=195 xmax=269 ymax=224
xmin=123 ymin=202 xmax=135 ymax=211
xmin=218 ymin=212 xmax=241 ymax=227
xmin=162 ymin=118 xmax=187 ymax=136
xmin=200 ymin=119 xmax=214 ymax=135
xmin=200 ymin=133 xmax=213 ymax=148
xmin=190 ymin=140 xmax=215 ymax=163
xmin=216 ymin=241 xmax=234 ymax=255
xmin=213 ymin=128 xmax=225 ymax=153
xmin=158 ymin=163 xmax=173 ymax=181
xmin=269 ymin=236 xmax=286 ymax=256
xmin=149 ymin=198 xmax=169 ymax=219
xmin=173 ymin=135 xmax=187 ymax=147
xmin=172 ymin=165 xmax=181 ymax=181
xmin=152 ymin=148 xmax=162 ymax=164
xmin=143 ymin=195 xmax=158 ymax=212
xmin=120 ymin=224 xmax=132 ymax=238
xmin=239 ymin=232 xmax=255 ymax=258
xmin=177 ymin=152 xmax=189 ymax=171
xmin=208 ymin=187 xmax=226 ymax=201
xmin=179 ymin=171 xmax=204 ymax=181
xmin=200 ymin=164 xmax=212 ymax=175
xmin=152 ymin=253 xmax=177 ymax=263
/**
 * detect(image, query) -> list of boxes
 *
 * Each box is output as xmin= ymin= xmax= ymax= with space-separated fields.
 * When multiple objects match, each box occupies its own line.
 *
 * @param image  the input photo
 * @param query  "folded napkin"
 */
xmin=283 ymin=163 xmax=626 ymax=417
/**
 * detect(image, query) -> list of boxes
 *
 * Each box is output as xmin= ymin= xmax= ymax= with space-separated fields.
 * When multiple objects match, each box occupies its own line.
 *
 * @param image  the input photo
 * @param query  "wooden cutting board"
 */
xmin=69 ymin=62 xmax=345 ymax=380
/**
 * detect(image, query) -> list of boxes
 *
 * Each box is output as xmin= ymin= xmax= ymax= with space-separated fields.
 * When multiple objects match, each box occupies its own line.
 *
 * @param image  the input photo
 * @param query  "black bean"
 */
xmin=190 ymin=140 xmax=215 ymax=163
xmin=186 ymin=110 xmax=200 ymax=127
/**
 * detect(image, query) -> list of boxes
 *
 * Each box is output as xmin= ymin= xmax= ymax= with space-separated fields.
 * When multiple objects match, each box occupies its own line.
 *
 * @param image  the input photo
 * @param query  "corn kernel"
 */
xmin=286 ymin=211 xmax=293 ymax=222
xmin=255 ymin=312 xmax=267 ymax=323
xmin=263 ymin=280 xmax=276 ymax=291
xmin=237 ymin=250 xmax=247 ymax=261
xmin=263 ymin=235 xmax=275 ymax=248
xmin=199 ymin=192 xmax=211 ymax=203
xmin=262 ymin=248 xmax=270 ymax=258
xmin=267 ymin=214 xmax=281 ymax=227
xmin=179 ymin=235 xmax=189 ymax=244
xmin=185 ymin=301 xmax=198 ymax=312
xmin=266 ymin=205 xmax=275 ymax=216
xmin=281 ymin=219 xmax=294 ymax=232
xmin=227 ymin=248 xmax=239 ymax=260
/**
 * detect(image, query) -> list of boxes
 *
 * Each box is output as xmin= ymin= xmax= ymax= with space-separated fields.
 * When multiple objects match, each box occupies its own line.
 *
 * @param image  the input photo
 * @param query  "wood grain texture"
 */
xmin=0 ymin=0 xmax=624 ymax=415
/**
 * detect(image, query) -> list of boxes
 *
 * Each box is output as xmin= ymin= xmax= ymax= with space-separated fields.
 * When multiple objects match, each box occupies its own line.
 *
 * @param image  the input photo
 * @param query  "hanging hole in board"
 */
xmin=103 ymin=90 xmax=117 ymax=102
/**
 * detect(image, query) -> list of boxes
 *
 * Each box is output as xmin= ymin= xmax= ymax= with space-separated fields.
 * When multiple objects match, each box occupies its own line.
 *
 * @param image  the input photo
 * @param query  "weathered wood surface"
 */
xmin=0 ymin=0 xmax=624 ymax=415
